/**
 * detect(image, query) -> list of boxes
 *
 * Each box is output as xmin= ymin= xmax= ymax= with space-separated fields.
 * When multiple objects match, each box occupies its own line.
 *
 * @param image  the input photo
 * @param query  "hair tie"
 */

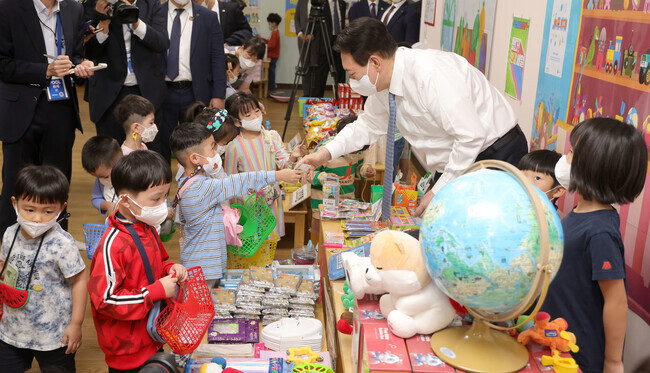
xmin=206 ymin=109 xmax=228 ymax=132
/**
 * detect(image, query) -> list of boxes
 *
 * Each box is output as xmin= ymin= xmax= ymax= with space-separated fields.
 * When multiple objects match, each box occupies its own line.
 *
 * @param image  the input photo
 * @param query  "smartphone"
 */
xmin=83 ymin=20 xmax=94 ymax=35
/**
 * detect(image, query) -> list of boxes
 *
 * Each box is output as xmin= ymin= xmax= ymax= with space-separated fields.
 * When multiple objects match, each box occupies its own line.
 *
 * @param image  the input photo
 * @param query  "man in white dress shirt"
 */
xmin=298 ymin=18 xmax=527 ymax=216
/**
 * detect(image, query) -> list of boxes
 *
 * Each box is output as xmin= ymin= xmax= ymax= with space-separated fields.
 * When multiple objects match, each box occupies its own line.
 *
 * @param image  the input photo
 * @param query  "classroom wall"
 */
xmin=420 ymin=2 xmax=650 ymax=371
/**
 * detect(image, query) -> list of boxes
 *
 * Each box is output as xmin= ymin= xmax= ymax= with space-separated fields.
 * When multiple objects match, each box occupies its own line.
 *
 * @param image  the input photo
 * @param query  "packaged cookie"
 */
xmin=250 ymin=266 xmax=274 ymax=288
xmin=273 ymin=273 xmax=302 ymax=295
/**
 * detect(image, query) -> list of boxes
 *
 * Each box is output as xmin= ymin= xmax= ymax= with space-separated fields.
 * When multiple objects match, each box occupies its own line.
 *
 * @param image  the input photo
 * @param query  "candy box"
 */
xmin=322 ymin=176 xmax=340 ymax=209
xmin=207 ymin=318 xmax=259 ymax=344
xmin=327 ymin=242 xmax=371 ymax=281
xmin=405 ymin=335 xmax=455 ymax=372
xmin=352 ymin=294 xmax=387 ymax=372
xmin=359 ymin=324 xmax=411 ymax=373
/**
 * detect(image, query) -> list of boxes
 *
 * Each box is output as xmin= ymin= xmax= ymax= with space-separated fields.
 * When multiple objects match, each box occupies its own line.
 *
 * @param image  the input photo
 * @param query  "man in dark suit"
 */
xmin=85 ymin=0 xmax=169 ymax=149
xmin=215 ymin=0 xmax=252 ymax=46
xmin=0 ymin=0 xmax=96 ymax=238
xmin=381 ymin=0 xmax=420 ymax=46
xmin=160 ymin=0 xmax=226 ymax=163
xmin=348 ymin=0 xmax=388 ymax=22
xmin=294 ymin=0 xmax=347 ymax=98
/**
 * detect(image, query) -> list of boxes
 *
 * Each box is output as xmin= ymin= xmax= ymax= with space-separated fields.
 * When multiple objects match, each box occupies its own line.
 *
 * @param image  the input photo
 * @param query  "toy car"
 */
xmin=640 ymin=48 xmax=650 ymax=85
xmin=622 ymin=45 xmax=637 ymax=78
xmin=605 ymin=36 xmax=623 ymax=74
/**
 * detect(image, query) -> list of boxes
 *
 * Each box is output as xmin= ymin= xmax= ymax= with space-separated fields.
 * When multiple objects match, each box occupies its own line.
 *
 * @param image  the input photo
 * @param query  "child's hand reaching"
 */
xmin=160 ymin=273 xmax=179 ymax=298
xmin=361 ymin=164 xmax=376 ymax=178
xmin=276 ymin=169 xmax=302 ymax=184
xmin=62 ymin=323 xmax=82 ymax=354
xmin=169 ymin=263 xmax=188 ymax=282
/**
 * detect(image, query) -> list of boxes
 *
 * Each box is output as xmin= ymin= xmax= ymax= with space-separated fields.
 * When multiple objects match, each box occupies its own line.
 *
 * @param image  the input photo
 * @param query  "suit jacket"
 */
xmin=85 ymin=0 xmax=169 ymax=123
xmin=217 ymin=1 xmax=252 ymax=46
xmin=0 ymin=0 xmax=83 ymax=142
xmin=348 ymin=0 xmax=389 ymax=22
xmin=163 ymin=2 xmax=226 ymax=102
xmin=385 ymin=2 xmax=421 ymax=45
xmin=294 ymin=0 xmax=346 ymax=63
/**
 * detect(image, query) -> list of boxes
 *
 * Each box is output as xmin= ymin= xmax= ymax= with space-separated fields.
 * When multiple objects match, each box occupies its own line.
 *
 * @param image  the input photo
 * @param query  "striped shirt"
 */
xmin=178 ymin=171 xmax=275 ymax=280
xmin=224 ymin=130 xmax=290 ymax=237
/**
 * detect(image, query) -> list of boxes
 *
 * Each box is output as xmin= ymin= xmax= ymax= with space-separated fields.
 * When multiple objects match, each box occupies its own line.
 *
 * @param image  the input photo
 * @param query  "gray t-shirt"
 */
xmin=0 ymin=224 xmax=85 ymax=351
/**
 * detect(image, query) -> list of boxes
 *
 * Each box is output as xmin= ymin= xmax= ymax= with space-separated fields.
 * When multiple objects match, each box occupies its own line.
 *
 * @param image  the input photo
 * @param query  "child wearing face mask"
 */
xmin=82 ymin=136 xmax=124 ymax=216
xmin=114 ymin=94 xmax=159 ymax=155
xmin=540 ymin=118 xmax=648 ymax=373
xmin=0 ymin=165 xmax=87 ymax=372
xmin=224 ymin=92 xmax=306 ymax=238
xmin=224 ymin=36 xmax=266 ymax=94
xmin=517 ymin=149 xmax=566 ymax=208
xmin=169 ymin=122 xmax=301 ymax=288
xmin=225 ymin=54 xmax=240 ymax=99
xmin=87 ymin=150 xmax=188 ymax=371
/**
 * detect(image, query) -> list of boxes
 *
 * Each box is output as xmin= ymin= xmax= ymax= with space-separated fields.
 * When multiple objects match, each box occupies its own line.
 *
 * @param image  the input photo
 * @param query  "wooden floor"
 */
xmin=0 ymin=85 xmax=308 ymax=372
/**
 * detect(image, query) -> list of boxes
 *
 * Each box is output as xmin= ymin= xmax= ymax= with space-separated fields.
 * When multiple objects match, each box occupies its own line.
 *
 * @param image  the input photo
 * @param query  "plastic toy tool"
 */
xmin=541 ymin=351 xmax=579 ymax=373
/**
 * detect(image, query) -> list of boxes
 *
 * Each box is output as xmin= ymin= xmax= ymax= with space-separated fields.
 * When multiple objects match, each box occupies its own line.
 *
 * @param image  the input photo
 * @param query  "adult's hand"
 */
xmin=414 ymin=190 xmax=435 ymax=217
xmin=95 ymin=0 xmax=110 ymax=15
xmin=74 ymin=60 xmax=95 ymax=79
xmin=210 ymin=98 xmax=225 ymax=109
xmin=296 ymin=147 xmax=331 ymax=171
xmin=46 ymin=55 xmax=73 ymax=77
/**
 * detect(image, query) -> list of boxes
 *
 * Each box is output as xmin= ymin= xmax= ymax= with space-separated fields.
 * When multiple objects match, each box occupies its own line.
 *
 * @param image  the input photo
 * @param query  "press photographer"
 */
xmin=84 ymin=0 xmax=168 ymax=153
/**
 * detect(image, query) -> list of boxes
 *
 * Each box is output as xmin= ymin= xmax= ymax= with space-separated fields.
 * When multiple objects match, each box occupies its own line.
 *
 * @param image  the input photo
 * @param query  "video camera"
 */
xmin=89 ymin=0 xmax=139 ymax=24
xmin=310 ymin=0 xmax=326 ymax=6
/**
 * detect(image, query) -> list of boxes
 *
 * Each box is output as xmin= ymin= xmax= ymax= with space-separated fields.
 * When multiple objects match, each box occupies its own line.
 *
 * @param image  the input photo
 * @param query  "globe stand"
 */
xmin=428 ymin=160 xmax=556 ymax=373
xmin=430 ymin=319 xmax=528 ymax=373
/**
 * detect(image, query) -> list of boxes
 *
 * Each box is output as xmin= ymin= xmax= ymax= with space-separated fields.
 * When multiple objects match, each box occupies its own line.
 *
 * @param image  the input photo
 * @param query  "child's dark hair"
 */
xmin=243 ymin=36 xmax=267 ymax=60
xmin=186 ymin=103 xmax=240 ymax=143
xmin=225 ymin=91 xmax=261 ymax=122
xmin=569 ymin=118 xmax=647 ymax=204
xmin=111 ymin=150 xmax=172 ymax=194
xmin=518 ymin=150 xmax=562 ymax=187
xmin=336 ymin=115 xmax=369 ymax=151
xmin=225 ymin=53 xmax=239 ymax=71
xmin=267 ymin=13 xmax=282 ymax=24
xmin=169 ymin=122 xmax=213 ymax=167
xmin=81 ymin=135 xmax=122 ymax=173
xmin=114 ymin=94 xmax=155 ymax=135
xmin=15 ymin=165 xmax=69 ymax=205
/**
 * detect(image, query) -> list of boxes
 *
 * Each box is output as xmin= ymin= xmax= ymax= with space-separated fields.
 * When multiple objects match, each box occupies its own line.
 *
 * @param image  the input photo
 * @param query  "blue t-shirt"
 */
xmin=541 ymin=208 xmax=625 ymax=373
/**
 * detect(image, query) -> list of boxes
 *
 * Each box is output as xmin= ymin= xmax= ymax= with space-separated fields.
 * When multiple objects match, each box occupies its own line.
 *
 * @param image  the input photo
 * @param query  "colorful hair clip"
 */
xmin=206 ymin=109 xmax=228 ymax=132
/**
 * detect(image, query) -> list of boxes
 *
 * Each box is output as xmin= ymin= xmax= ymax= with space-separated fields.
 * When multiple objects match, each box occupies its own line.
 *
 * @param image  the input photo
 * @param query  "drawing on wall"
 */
xmin=545 ymin=0 xmax=572 ymax=78
xmin=441 ymin=0 xmax=455 ymax=51
xmin=424 ymin=0 xmax=437 ymax=26
xmin=285 ymin=0 xmax=298 ymax=37
xmin=505 ymin=17 xmax=530 ymax=101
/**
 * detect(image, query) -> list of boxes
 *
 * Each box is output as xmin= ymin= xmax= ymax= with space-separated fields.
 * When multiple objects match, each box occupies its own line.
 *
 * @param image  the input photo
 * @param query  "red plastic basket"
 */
xmin=154 ymin=267 xmax=215 ymax=354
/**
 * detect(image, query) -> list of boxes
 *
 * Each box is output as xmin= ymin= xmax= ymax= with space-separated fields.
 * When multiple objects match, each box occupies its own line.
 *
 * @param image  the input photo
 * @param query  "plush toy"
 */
xmin=337 ymin=311 xmax=353 ymax=334
xmin=517 ymin=312 xmax=579 ymax=355
xmin=341 ymin=252 xmax=384 ymax=299
xmin=366 ymin=230 xmax=456 ymax=338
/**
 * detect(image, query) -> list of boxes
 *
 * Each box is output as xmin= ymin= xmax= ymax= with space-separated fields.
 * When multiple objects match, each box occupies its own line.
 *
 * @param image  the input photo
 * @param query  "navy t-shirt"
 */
xmin=541 ymin=208 xmax=626 ymax=373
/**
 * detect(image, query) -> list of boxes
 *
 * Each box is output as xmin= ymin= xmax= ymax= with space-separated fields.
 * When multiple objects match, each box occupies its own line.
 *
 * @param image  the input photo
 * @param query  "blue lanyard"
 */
xmin=56 ymin=12 xmax=63 ymax=56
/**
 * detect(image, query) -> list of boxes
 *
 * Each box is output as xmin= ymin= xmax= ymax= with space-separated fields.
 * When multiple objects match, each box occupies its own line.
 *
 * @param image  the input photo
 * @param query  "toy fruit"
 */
xmin=0 ymin=281 xmax=30 ymax=309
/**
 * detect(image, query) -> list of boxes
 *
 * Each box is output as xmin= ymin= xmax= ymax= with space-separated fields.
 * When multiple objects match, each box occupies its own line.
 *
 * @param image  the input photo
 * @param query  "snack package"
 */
xmin=273 ymin=273 xmax=302 ymax=295
xmin=250 ymin=266 xmax=274 ymax=288
xmin=212 ymin=289 xmax=237 ymax=314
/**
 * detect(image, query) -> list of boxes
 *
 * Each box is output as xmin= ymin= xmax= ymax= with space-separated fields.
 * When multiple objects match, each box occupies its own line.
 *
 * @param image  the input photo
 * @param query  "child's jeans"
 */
xmin=0 ymin=339 xmax=75 ymax=372
xmin=269 ymin=57 xmax=278 ymax=92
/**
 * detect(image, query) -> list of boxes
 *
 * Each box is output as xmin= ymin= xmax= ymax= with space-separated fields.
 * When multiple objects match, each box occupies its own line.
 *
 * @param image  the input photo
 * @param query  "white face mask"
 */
xmin=141 ymin=124 xmax=159 ymax=143
xmin=241 ymin=116 xmax=263 ymax=132
xmin=554 ymin=155 xmax=571 ymax=189
xmin=196 ymin=153 xmax=224 ymax=178
xmin=15 ymin=208 xmax=60 ymax=238
xmin=239 ymin=54 xmax=257 ymax=70
xmin=128 ymin=197 xmax=168 ymax=226
xmin=349 ymin=60 xmax=380 ymax=96
xmin=227 ymin=71 xmax=238 ymax=85
xmin=217 ymin=145 xmax=227 ymax=155
xmin=174 ymin=0 xmax=190 ymax=5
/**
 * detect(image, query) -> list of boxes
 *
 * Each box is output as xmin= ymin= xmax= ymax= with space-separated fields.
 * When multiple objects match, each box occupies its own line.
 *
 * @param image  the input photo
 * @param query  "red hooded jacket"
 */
xmin=87 ymin=213 xmax=174 ymax=370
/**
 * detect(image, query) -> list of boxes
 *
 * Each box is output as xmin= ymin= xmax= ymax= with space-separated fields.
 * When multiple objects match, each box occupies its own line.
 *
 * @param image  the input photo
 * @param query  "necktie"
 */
xmin=332 ymin=0 xmax=341 ymax=34
xmin=383 ymin=5 xmax=395 ymax=25
xmin=370 ymin=2 xmax=376 ymax=18
xmin=382 ymin=93 xmax=397 ymax=221
xmin=167 ymin=8 xmax=183 ymax=80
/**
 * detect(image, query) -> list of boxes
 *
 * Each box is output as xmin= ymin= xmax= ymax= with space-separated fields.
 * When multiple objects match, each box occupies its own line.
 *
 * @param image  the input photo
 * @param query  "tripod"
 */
xmin=281 ymin=4 xmax=339 ymax=140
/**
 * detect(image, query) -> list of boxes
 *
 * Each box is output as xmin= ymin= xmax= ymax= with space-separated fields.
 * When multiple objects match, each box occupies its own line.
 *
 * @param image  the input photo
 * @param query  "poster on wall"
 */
xmin=545 ymin=0 xmax=572 ymax=78
xmin=563 ymin=0 xmax=650 ymax=323
xmin=530 ymin=0 xmax=581 ymax=152
xmin=424 ymin=0 xmax=436 ymax=26
xmin=285 ymin=0 xmax=298 ymax=37
xmin=439 ymin=0 xmax=497 ymax=75
xmin=505 ymin=17 xmax=530 ymax=101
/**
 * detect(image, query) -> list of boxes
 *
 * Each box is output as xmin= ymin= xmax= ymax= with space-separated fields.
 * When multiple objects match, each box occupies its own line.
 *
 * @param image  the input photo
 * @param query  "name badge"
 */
xmin=46 ymin=77 xmax=69 ymax=101
xmin=126 ymin=49 xmax=134 ymax=74
xmin=4 ymin=264 xmax=18 ymax=288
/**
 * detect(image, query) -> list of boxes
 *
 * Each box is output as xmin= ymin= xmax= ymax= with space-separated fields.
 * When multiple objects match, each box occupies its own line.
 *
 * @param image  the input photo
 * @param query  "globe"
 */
xmin=419 ymin=161 xmax=564 ymax=372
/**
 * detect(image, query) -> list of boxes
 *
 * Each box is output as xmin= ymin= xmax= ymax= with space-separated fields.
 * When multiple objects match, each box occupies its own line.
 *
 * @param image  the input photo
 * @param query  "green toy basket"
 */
xmin=227 ymin=193 xmax=277 ymax=258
